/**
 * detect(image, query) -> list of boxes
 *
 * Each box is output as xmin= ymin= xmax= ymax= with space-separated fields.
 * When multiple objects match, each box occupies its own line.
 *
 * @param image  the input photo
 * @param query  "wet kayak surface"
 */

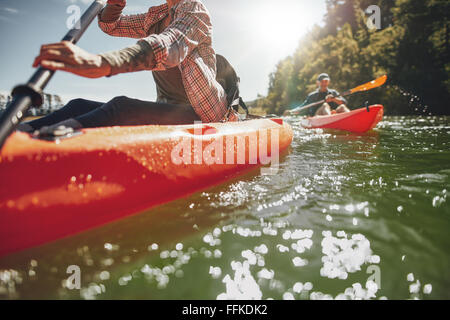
xmin=1 ymin=116 xmax=449 ymax=300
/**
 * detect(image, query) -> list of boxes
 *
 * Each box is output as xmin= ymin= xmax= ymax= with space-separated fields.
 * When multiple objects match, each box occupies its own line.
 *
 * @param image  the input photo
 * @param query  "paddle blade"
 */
xmin=350 ymin=75 xmax=387 ymax=94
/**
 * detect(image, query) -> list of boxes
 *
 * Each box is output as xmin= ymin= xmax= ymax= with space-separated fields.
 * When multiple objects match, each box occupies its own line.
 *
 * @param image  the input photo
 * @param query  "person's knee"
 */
xmin=316 ymin=103 xmax=331 ymax=116
xmin=63 ymin=98 xmax=94 ymax=114
xmin=67 ymin=98 xmax=89 ymax=106
xmin=102 ymin=96 xmax=131 ymax=112
xmin=99 ymin=96 xmax=133 ymax=121
xmin=336 ymin=104 xmax=350 ymax=113
xmin=108 ymin=96 xmax=130 ymax=106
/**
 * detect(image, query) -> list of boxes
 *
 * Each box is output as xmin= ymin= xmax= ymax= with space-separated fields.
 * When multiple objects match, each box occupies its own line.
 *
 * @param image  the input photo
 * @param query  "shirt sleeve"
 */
xmin=302 ymin=95 xmax=312 ymax=106
xmin=98 ymin=11 xmax=147 ymax=39
xmin=304 ymin=93 xmax=318 ymax=116
xmin=98 ymin=4 xmax=169 ymax=39
xmin=99 ymin=42 xmax=156 ymax=76
xmin=289 ymin=95 xmax=311 ymax=114
xmin=138 ymin=0 xmax=211 ymax=71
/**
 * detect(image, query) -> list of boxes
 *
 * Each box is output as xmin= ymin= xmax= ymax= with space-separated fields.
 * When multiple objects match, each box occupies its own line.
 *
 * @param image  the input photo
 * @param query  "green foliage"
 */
xmin=259 ymin=0 xmax=449 ymax=115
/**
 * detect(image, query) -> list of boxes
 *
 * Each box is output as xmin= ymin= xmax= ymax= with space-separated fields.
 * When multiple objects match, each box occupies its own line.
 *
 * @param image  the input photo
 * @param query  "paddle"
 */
xmin=288 ymin=75 xmax=388 ymax=116
xmin=0 ymin=0 xmax=106 ymax=150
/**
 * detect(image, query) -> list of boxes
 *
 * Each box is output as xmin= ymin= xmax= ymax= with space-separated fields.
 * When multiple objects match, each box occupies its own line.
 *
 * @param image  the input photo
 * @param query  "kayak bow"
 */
xmin=300 ymin=105 xmax=384 ymax=133
xmin=0 ymin=119 xmax=293 ymax=256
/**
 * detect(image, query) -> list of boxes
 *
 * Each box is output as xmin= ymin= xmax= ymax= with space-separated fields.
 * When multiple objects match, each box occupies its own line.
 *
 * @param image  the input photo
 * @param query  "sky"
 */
xmin=0 ymin=0 xmax=326 ymax=103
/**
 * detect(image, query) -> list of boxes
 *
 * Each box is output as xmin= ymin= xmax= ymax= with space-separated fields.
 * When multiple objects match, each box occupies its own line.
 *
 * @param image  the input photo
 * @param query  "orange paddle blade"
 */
xmin=350 ymin=75 xmax=387 ymax=94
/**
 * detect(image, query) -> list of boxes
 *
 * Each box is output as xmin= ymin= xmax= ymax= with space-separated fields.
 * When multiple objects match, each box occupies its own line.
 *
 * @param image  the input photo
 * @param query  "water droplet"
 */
xmin=292 ymin=257 xmax=308 ymax=267
xmin=407 ymin=273 xmax=414 ymax=282
xmin=283 ymin=292 xmax=295 ymax=300
xmin=409 ymin=281 xmax=420 ymax=294
xmin=160 ymin=251 xmax=170 ymax=259
xmin=304 ymin=282 xmax=313 ymax=291
xmin=99 ymin=271 xmax=110 ymax=281
xmin=293 ymin=282 xmax=304 ymax=293
xmin=423 ymin=284 xmax=432 ymax=294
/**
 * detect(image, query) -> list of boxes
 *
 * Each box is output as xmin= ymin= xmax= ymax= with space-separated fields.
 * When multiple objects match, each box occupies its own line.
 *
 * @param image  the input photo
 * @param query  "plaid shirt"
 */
xmin=98 ymin=0 xmax=237 ymax=123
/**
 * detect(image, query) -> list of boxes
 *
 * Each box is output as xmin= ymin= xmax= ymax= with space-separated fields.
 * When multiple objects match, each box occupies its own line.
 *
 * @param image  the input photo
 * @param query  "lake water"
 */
xmin=0 ymin=116 xmax=449 ymax=300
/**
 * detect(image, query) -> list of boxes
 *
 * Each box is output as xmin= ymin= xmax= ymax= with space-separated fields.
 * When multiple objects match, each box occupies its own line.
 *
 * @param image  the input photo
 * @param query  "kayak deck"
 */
xmin=300 ymin=105 xmax=384 ymax=133
xmin=0 ymin=119 xmax=293 ymax=257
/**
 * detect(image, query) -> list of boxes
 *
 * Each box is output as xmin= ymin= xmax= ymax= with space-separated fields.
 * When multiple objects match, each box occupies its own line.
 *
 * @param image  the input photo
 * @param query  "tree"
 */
xmin=258 ymin=0 xmax=449 ymax=115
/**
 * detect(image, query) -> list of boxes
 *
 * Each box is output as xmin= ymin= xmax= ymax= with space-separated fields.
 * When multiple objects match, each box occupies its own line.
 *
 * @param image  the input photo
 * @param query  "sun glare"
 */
xmin=246 ymin=2 xmax=318 ymax=57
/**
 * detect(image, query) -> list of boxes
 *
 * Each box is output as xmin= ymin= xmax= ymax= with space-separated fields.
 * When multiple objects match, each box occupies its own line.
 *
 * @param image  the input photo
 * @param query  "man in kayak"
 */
xmin=284 ymin=73 xmax=350 ymax=117
xmin=18 ymin=0 xmax=237 ymax=134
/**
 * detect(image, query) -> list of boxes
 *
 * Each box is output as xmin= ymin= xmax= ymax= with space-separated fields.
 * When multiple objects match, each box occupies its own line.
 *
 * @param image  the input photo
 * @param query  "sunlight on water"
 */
xmin=0 ymin=116 xmax=449 ymax=300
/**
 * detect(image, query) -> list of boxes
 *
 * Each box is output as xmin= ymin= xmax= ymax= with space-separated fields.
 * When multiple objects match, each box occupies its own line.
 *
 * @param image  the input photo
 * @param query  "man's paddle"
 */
xmin=288 ymin=75 xmax=388 ymax=116
xmin=0 ymin=0 xmax=106 ymax=150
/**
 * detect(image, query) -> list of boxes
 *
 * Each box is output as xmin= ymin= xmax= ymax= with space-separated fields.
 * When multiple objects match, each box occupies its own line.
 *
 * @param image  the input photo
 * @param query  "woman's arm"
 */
xmin=100 ymin=0 xmax=126 ymax=22
xmin=99 ymin=1 xmax=211 ymax=75
xmin=31 ymin=1 xmax=209 ymax=78
xmin=98 ymin=2 xmax=147 ymax=39
xmin=98 ymin=1 xmax=168 ymax=39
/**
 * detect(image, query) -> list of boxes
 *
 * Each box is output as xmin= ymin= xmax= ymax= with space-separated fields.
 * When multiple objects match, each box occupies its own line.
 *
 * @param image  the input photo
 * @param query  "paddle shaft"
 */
xmin=0 ymin=0 xmax=106 ymax=150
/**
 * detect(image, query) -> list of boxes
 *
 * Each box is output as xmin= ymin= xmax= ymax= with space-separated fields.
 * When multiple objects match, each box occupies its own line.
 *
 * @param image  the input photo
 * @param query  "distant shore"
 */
xmin=0 ymin=91 xmax=64 ymax=117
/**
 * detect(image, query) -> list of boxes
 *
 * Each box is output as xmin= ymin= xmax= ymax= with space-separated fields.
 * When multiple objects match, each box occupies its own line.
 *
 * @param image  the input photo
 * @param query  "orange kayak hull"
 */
xmin=0 ymin=119 xmax=293 ymax=256
xmin=300 ymin=105 xmax=384 ymax=133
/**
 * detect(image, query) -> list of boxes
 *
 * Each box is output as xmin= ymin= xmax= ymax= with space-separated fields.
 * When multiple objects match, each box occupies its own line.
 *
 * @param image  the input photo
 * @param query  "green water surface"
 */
xmin=1 ymin=116 xmax=449 ymax=300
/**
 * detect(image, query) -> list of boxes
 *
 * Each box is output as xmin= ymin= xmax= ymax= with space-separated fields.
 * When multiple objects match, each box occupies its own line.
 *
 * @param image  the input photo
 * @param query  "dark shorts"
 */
xmin=27 ymin=96 xmax=201 ymax=130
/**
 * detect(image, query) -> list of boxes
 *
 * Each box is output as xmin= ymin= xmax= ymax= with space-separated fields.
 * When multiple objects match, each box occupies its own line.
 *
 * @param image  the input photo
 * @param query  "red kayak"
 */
xmin=300 ymin=105 xmax=384 ymax=133
xmin=0 ymin=119 xmax=293 ymax=257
